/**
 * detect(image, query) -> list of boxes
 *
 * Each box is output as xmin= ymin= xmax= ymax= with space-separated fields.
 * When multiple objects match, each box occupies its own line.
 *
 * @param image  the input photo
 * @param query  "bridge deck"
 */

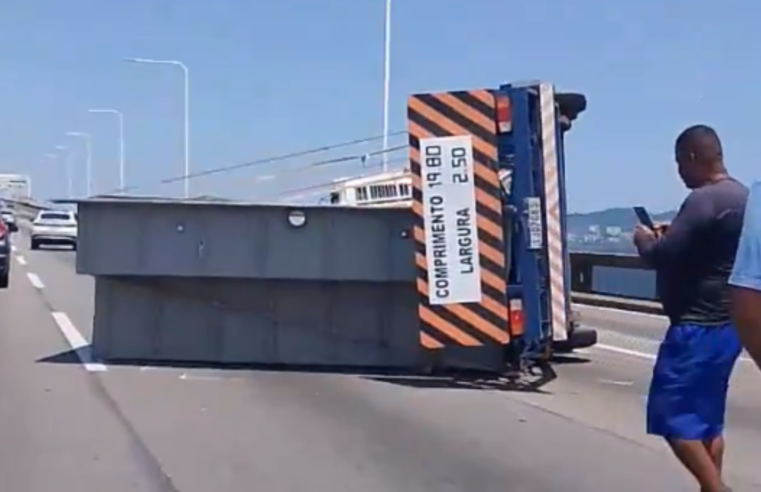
xmin=2 ymin=224 xmax=761 ymax=491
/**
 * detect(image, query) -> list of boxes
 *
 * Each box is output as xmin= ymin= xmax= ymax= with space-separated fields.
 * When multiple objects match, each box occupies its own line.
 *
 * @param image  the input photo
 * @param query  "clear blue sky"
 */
xmin=0 ymin=0 xmax=758 ymax=212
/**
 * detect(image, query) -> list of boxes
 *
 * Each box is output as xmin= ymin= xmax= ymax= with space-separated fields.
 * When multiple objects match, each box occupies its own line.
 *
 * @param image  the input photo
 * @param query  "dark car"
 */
xmin=0 ymin=218 xmax=10 ymax=288
xmin=0 ymin=207 xmax=17 ymax=232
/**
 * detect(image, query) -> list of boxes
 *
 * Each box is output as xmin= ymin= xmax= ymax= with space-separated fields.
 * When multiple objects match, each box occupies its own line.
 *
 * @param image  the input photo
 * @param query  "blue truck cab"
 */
xmin=408 ymin=81 xmax=596 ymax=372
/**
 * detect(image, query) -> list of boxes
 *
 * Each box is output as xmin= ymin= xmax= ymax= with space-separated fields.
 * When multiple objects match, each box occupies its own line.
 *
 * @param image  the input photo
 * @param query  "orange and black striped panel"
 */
xmin=408 ymin=89 xmax=510 ymax=349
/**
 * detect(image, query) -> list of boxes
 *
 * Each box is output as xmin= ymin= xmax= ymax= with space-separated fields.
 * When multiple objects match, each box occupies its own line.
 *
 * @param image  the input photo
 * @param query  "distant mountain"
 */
xmin=567 ymin=207 xmax=677 ymax=234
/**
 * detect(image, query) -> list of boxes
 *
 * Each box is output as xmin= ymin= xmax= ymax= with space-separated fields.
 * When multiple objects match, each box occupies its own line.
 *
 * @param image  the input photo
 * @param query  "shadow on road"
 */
xmin=37 ymin=347 xmax=590 ymax=394
xmin=37 ymin=348 xmax=593 ymax=393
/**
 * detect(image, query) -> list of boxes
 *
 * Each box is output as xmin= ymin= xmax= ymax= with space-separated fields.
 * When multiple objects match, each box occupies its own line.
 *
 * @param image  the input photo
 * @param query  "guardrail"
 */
xmin=6 ymin=198 xmax=50 ymax=219
xmin=569 ymin=251 xmax=662 ymax=314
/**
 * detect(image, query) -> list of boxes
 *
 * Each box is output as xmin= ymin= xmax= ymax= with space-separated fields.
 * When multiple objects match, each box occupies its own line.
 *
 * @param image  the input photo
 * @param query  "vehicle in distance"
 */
xmin=30 ymin=210 xmax=78 ymax=250
xmin=1 ymin=205 xmax=17 ymax=232
xmin=0 ymin=219 xmax=10 ymax=288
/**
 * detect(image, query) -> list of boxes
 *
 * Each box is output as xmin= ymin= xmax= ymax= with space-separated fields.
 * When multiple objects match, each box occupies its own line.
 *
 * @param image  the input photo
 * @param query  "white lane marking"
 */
xmin=50 ymin=311 xmax=107 ymax=372
xmin=598 ymin=379 xmax=634 ymax=386
xmin=139 ymin=366 xmax=176 ymax=373
xmin=592 ymin=339 xmax=754 ymax=364
xmin=26 ymin=272 xmax=44 ymax=289
xmin=574 ymin=303 xmax=667 ymax=321
xmin=580 ymin=307 xmax=755 ymax=364
xmin=179 ymin=372 xmax=244 ymax=382
xmin=593 ymin=343 xmax=656 ymax=361
xmin=180 ymin=373 xmax=216 ymax=381
xmin=15 ymin=255 xmax=26 ymax=265
xmin=11 ymin=244 xmax=17 ymax=252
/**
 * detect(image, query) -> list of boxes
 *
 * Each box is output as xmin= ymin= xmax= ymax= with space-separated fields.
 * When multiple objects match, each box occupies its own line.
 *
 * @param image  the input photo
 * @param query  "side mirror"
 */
xmin=555 ymin=92 xmax=587 ymax=133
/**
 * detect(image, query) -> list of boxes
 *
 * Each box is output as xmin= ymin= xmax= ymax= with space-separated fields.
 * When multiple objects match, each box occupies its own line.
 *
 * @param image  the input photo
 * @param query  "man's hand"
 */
xmin=633 ymin=224 xmax=656 ymax=244
xmin=653 ymin=222 xmax=669 ymax=237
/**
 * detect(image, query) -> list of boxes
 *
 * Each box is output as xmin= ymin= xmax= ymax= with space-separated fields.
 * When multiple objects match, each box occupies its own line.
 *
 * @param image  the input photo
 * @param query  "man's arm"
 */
xmin=729 ymin=182 xmax=761 ymax=369
xmin=635 ymin=192 xmax=710 ymax=268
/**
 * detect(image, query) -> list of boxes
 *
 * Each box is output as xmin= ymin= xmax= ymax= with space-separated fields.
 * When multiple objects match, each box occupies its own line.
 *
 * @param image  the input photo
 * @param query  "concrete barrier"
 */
xmin=568 ymin=251 xmax=661 ymax=314
xmin=6 ymin=198 xmax=50 ymax=219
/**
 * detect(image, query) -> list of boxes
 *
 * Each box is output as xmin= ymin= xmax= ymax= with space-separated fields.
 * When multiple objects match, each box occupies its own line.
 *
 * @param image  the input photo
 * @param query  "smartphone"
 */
xmin=633 ymin=206 xmax=655 ymax=230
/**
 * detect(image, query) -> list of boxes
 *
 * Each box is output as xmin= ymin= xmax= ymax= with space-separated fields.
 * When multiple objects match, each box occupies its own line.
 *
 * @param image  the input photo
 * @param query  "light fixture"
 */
xmin=498 ymin=168 xmax=513 ymax=195
xmin=287 ymin=209 xmax=306 ymax=228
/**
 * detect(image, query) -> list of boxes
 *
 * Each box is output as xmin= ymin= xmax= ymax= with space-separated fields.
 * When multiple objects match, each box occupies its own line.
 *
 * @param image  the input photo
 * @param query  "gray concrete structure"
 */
xmin=76 ymin=198 xmax=416 ymax=281
xmin=75 ymin=197 xmax=429 ymax=367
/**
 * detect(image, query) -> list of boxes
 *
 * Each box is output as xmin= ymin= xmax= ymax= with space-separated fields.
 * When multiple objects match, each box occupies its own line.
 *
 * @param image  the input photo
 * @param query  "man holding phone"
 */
xmin=633 ymin=124 xmax=747 ymax=492
xmin=634 ymin=206 xmax=670 ymax=237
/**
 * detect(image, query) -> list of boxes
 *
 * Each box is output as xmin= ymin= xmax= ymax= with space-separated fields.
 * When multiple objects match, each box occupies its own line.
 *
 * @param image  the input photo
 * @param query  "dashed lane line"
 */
xmin=579 ymin=304 xmax=666 ymax=321
xmin=590 ymin=327 xmax=754 ymax=364
xmin=51 ymin=311 xmax=107 ymax=372
xmin=26 ymin=272 xmax=44 ymax=289
xmin=19 ymin=269 xmax=107 ymax=372
xmin=15 ymin=255 xmax=26 ymax=266
xmin=592 ymin=343 xmax=656 ymax=361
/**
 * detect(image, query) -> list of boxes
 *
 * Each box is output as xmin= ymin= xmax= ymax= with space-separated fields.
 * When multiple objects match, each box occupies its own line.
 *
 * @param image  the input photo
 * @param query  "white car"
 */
xmin=30 ymin=210 xmax=78 ymax=250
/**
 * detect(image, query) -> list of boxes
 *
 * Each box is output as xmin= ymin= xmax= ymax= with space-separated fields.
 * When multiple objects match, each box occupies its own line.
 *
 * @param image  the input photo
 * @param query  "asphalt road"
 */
xmin=3 ymin=229 xmax=761 ymax=491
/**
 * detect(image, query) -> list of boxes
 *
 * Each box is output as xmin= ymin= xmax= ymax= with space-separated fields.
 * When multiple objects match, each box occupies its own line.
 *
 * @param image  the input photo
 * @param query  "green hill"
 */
xmin=567 ymin=207 xmax=676 ymax=234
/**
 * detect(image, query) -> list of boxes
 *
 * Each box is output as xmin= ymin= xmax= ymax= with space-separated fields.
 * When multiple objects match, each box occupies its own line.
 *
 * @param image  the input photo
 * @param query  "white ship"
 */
xmin=328 ymin=169 xmax=413 ymax=208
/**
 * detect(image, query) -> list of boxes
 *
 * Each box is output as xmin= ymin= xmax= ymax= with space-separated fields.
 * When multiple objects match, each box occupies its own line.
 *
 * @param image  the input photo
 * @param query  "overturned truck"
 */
xmin=68 ymin=81 xmax=597 ymax=373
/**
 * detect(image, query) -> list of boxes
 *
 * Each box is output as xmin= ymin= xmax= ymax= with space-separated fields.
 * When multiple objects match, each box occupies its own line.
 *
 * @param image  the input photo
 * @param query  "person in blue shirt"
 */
xmin=730 ymin=181 xmax=761 ymax=369
xmin=634 ymin=125 xmax=747 ymax=492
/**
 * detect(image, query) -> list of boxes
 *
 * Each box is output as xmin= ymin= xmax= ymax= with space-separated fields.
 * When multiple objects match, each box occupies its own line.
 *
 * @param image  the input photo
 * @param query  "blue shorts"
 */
xmin=646 ymin=322 xmax=742 ymax=440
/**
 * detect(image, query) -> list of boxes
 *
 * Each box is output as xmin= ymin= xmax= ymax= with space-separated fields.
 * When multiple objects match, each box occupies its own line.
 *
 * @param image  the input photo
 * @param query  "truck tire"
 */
xmin=553 ymin=327 xmax=598 ymax=353
xmin=0 ymin=273 xmax=9 ymax=289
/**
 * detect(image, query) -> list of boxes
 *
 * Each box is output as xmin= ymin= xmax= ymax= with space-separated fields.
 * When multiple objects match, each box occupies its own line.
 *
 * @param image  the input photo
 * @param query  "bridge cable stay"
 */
xmin=276 ymin=156 xmax=411 ymax=202
xmin=97 ymin=130 xmax=409 ymax=197
xmin=240 ymin=146 xmax=410 ymax=200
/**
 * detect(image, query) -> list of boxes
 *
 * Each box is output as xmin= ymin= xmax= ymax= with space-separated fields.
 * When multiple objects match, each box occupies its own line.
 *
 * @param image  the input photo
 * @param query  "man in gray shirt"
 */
xmin=634 ymin=125 xmax=747 ymax=492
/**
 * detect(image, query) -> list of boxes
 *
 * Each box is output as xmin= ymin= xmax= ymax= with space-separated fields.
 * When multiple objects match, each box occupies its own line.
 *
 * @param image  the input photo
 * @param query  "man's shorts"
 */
xmin=646 ymin=322 xmax=742 ymax=440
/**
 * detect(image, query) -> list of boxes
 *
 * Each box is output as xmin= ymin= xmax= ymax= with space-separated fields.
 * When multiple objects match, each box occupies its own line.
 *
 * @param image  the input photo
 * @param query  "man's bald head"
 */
xmin=675 ymin=124 xmax=726 ymax=189
xmin=676 ymin=124 xmax=723 ymax=162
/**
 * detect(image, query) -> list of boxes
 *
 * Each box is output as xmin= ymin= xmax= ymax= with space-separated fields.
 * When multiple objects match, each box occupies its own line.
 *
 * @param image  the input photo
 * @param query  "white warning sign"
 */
xmin=420 ymin=135 xmax=482 ymax=305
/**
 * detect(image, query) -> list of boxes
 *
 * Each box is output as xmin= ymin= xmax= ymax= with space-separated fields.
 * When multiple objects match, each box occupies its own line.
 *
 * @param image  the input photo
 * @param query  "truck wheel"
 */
xmin=0 ymin=273 xmax=9 ymax=289
xmin=30 ymin=240 xmax=39 ymax=250
xmin=552 ymin=327 xmax=598 ymax=353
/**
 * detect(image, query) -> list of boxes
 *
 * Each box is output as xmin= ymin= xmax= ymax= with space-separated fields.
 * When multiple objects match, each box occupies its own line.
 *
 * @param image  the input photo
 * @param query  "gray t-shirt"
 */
xmin=637 ymin=177 xmax=749 ymax=325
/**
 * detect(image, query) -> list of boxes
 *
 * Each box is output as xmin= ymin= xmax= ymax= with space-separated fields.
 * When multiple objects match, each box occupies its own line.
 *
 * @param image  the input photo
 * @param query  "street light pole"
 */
xmin=55 ymin=145 xmax=73 ymax=199
xmin=66 ymin=132 xmax=92 ymax=197
xmin=41 ymin=152 xmax=57 ymax=199
xmin=89 ymin=109 xmax=125 ymax=192
xmin=382 ymin=0 xmax=392 ymax=172
xmin=124 ymin=57 xmax=190 ymax=198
